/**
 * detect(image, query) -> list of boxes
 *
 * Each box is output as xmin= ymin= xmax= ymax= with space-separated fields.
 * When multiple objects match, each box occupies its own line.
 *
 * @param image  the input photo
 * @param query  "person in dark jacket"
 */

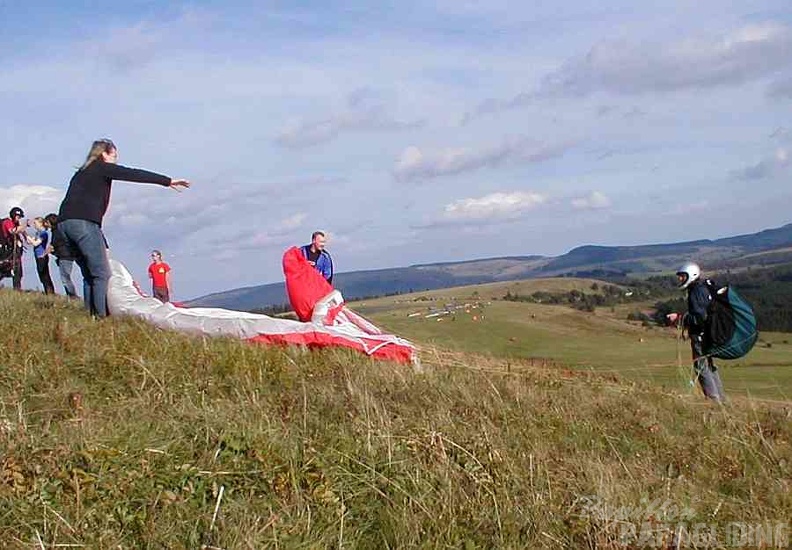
xmin=300 ymin=230 xmax=333 ymax=284
xmin=667 ymin=262 xmax=725 ymax=403
xmin=57 ymin=139 xmax=190 ymax=317
xmin=45 ymin=213 xmax=78 ymax=297
xmin=0 ymin=206 xmax=26 ymax=290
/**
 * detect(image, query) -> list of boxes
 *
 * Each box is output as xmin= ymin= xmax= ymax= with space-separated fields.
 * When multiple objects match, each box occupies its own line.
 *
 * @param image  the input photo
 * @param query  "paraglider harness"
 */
xmin=692 ymin=279 xmax=758 ymax=360
xmin=674 ymin=278 xmax=757 ymax=394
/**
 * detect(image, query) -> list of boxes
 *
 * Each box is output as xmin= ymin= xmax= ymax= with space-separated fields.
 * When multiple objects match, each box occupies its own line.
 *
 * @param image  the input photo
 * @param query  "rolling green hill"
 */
xmin=187 ymin=222 xmax=792 ymax=311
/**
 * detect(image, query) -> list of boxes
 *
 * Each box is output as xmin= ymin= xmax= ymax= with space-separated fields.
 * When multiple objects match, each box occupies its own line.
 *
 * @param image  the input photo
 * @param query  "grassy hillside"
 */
xmin=353 ymin=278 xmax=792 ymax=401
xmin=1 ymin=290 xmax=790 ymax=548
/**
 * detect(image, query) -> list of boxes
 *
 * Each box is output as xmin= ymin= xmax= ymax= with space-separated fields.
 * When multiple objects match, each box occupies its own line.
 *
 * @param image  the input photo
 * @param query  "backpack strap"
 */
xmin=704 ymin=278 xmax=728 ymax=296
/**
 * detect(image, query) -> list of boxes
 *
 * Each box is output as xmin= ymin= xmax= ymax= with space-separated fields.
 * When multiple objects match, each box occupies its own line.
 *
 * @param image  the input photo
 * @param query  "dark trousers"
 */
xmin=35 ymin=255 xmax=55 ymax=294
xmin=0 ymin=246 xmax=22 ymax=290
xmin=9 ymin=251 xmax=22 ymax=290
xmin=11 ymin=257 xmax=22 ymax=290
xmin=153 ymin=286 xmax=170 ymax=303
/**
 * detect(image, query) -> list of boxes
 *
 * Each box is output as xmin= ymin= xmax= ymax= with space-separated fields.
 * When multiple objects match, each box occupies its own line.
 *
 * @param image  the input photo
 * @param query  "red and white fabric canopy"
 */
xmin=106 ymin=254 xmax=418 ymax=367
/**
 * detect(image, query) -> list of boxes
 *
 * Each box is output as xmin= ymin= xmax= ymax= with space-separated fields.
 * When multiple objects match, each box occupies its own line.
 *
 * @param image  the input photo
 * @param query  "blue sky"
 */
xmin=1 ymin=0 xmax=791 ymax=300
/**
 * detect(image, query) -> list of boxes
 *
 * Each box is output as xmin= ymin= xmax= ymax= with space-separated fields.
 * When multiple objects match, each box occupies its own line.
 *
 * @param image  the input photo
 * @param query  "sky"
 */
xmin=1 ymin=0 xmax=791 ymax=300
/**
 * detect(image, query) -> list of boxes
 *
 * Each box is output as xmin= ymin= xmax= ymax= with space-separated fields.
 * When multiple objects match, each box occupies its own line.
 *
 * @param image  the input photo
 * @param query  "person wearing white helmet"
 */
xmin=667 ymin=262 xmax=725 ymax=402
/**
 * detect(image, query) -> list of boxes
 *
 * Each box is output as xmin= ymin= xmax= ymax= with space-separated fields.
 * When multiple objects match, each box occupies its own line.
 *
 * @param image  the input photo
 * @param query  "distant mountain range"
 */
xmin=186 ymin=222 xmax=792 ymax=311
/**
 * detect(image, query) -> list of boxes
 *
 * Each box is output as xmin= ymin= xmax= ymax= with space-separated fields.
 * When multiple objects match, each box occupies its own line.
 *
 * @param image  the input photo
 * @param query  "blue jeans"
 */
xmin=58 ymin=220 xmax=110 ymax=317
xmin=691 ymin=334 xmax=725 ymax=402
xmin=56 ymin=258 xmax=78 ymax=297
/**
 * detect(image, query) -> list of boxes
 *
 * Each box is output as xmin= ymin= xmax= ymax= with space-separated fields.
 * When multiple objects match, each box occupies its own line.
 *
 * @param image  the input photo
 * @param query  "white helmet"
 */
xmin=676 ymin=262 xmax=701 ymax=290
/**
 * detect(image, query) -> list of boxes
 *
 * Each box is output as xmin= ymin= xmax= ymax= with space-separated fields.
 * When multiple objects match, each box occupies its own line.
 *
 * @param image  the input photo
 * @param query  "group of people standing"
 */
xmin=1 ymin=139 xmax=189 ymax=316
xmin=1 ymin=205 xmax=176 ymax=307
xmin=1 ymin=138 xmax=335 ymax=319
xmin=0 ymin=208 xmax=76 ymax=297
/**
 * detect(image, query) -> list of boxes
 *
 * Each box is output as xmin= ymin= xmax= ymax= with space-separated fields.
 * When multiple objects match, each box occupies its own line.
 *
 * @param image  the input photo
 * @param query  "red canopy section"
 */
xmin=107 ymin=255 xmax=419 ymax=367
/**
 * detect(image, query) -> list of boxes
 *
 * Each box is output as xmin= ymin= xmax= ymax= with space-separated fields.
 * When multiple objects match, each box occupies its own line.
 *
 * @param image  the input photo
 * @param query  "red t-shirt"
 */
xmin=1 ymin=218 xmax=17 ymax=240
xmin=148 ymin=261 xmax=171 ymax=288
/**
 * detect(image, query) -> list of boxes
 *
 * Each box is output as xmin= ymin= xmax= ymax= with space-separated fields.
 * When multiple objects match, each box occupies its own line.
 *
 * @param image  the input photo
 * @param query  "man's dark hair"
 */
xmin=311 ymin=231 xmax=325 ymax=241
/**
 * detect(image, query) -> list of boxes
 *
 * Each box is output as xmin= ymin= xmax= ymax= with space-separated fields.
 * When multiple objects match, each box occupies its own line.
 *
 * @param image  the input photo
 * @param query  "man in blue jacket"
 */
xmin=301 ymin=231 xmax=334 ymax=285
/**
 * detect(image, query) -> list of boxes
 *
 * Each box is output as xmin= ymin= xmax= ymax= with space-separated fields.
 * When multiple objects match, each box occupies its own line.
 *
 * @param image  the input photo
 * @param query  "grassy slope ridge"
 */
xmin=1 ymin=291 xmax=790 ymax=548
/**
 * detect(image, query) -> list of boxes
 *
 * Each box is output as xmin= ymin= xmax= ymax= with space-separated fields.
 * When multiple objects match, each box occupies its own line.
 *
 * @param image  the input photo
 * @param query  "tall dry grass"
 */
xmin=0 ymin=290 xmax=789 ymax=548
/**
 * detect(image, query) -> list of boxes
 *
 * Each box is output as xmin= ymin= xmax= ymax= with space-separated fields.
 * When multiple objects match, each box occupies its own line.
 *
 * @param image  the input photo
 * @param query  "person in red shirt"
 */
xmin=1 ymin=207 xmax=27 ymax=290
xmin=147 ymin=250 xmax=172 ymax=302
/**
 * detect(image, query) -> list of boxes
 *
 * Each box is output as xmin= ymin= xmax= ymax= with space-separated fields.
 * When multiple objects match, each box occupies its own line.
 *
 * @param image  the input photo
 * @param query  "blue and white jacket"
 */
xmin=300 ymin=245 xmax=334 ymax=284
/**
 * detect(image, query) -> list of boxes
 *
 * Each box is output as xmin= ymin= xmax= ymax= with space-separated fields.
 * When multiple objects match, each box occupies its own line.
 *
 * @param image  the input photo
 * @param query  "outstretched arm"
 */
xmin=100 ymin=163 xmax=191 ymax=190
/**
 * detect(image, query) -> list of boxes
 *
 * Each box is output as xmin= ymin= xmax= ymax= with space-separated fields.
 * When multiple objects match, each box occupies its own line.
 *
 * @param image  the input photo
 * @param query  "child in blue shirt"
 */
xmin=26 ymin=217 xmax=55 ymax=294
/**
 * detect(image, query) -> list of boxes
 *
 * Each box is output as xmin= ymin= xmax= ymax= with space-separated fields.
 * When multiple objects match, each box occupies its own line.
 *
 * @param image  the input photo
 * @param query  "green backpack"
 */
xmin=704 ymin=280 xmax=758 ymax=360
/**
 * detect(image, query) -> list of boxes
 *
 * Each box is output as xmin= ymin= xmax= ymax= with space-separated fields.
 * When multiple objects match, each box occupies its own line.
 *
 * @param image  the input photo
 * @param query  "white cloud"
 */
xmin=393 ymin=137 xmax=574 ymax=182
xmin=669 ymin=201 xmax=710 ymax=216
xmin=571 ymin=191 xmax=611 ymax=210
xmin=105 ymin=179 xmax=318 ymax=255
xmin=768 ymin=76 xmax=792 ymax=99
xmin=545 ymin=22 xmax=792 ymax=96
xmin=732 ymin=147 xmax=790 ymax=180
xmin=769 ymin=127 xmax=791 ymax=141
xmin=443 ymin=191 xmax=547 ymax=221
xmin=280 ymin=212 xmax=307 ymax=231
xmin=275 ymin=90 xmax=423 ymax=149
xmin=0 ymin=185 xmax=62 ymax=219
xmin=116 ymin=213 xmax=150 ymax=227
xmin=98 ymin=22 xmax=170 ymax=72
xmin=208 ymin=212 xmax=307 ymax=252
xmin=460 ymin=93 xmax=535 ymax=124
xmin=463 ymin=22 xmax=792 ymax=122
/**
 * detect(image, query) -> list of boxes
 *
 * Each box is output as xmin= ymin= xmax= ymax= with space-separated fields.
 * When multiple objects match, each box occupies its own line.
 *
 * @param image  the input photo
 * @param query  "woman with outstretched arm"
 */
xmin=57 ymin=139 xmax=190 ymax=317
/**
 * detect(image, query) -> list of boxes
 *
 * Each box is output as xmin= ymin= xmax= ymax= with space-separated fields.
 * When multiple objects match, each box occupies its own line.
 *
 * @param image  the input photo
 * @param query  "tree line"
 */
xmin=505 ymin=263 xmax=792 ymax=332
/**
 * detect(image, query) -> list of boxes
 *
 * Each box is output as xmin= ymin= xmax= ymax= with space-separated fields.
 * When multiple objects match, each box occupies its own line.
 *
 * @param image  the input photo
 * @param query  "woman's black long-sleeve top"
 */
xmin=58 ymin=161 xmax=171 ymax=226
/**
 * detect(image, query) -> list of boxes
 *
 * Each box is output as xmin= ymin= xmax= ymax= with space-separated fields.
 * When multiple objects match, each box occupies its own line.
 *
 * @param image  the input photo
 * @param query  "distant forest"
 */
xmin=714 ymin=265 xmax=792 ymax=332
xmin=504 ymin=263 xmax=792 ymax=333
xmin=503 ymin=280 xmax=669 ymax=313
xmin=645 ymin=264 xmax=792 ymax=332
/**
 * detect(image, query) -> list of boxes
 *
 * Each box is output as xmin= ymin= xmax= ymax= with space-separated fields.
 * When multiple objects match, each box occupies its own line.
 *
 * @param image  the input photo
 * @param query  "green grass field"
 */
xmin=1 ymin=287 xmax=790 ymax=548
xmin=353 ymin=278 xmax=792 ymax=402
